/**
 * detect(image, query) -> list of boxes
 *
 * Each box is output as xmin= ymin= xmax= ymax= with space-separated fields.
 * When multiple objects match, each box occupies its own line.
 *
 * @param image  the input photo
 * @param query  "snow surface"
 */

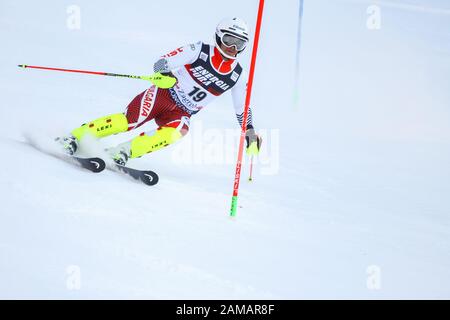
xmin=1 ymin=0 xmax=450 ymax=299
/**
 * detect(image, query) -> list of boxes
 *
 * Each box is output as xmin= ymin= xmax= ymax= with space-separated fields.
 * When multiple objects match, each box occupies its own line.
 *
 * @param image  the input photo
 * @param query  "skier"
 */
xmin=59 ymin=17 xmax=262 ymax=165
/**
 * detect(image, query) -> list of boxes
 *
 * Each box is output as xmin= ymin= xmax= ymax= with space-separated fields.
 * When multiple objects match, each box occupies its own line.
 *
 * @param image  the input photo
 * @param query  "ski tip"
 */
xmin=89 ymin=158 xmax=106 ymax=173
xmin=142 ymin=171 xmax=159 ymax=186
xmin=73 ymin=156 xmax=106 ymax=173
xmin=18 ymin=64 xmax=27 ymax=68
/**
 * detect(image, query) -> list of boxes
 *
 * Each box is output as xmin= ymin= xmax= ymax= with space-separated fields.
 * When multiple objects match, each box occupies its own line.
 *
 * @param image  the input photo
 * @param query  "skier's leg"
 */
xmin=58 ymin=113 xmax=129 ymax=155
xmin=108 ymin=115 xmax=190 ymax=164
xmin=71 ymin=86 xmax=160 ymax=140
xmin=105 ymin=86 xmax=191 ymax=164
xmin=130 ymin=116 xmax=190 ymax=158
xmin=60 ymin=87 xmax=159 ymax=154
xmin=71 ymin=113 xmax=129 ymax=140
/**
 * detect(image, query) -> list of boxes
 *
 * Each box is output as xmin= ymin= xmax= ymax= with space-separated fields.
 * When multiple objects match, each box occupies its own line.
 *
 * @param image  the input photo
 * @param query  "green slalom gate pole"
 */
xmin=230 ymin=0 xmax=265 ymax=217
xmin=17 ymin=64 xmax=176 ymax=88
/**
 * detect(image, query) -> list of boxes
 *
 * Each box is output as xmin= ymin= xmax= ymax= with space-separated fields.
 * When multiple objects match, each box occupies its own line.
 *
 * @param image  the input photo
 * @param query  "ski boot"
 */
xmin=112 ymin=151 xmax=129 ymax=166
xmin=106 ymin=144 xmax=130 ymax=166
xmin=56 ymin=135 xmax=78 ymax=155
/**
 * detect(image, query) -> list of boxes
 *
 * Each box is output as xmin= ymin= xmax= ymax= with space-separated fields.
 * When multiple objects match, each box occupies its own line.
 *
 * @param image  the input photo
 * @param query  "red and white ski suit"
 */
xmin=123 ymin=41 xmax=253 ymax=136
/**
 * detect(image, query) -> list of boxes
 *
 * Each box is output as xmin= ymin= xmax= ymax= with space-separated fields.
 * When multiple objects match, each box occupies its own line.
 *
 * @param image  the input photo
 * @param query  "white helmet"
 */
xmin=215 ymin=17 xmax=250 ymax=59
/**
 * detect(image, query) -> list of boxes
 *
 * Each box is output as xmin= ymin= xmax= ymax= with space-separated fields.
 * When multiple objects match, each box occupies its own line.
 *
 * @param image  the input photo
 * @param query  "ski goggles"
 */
xmin=221 ymin=33 xmax=248 ymax=51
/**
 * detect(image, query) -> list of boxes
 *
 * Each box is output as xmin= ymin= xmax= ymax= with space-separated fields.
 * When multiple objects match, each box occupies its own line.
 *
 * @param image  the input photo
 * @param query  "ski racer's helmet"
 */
xmin=215 ymin=17 xmax=250 ymax=59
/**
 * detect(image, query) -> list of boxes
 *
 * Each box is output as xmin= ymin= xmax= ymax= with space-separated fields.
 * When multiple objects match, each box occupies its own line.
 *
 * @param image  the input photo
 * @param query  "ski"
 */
xmin=71 ymin=156 xmax=106 ymax=173
xmin=114 ymin=165 xmax=159 ymax=186
xmin=22 ymin=135 xmax=106 ymax=173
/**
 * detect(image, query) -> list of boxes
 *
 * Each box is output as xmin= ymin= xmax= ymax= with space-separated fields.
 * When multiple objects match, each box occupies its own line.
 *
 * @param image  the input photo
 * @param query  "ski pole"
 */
xmin=248 ymin=156 xmax=254 ymax=182
xmin=17 ymin=64 xmax=176 ymax=88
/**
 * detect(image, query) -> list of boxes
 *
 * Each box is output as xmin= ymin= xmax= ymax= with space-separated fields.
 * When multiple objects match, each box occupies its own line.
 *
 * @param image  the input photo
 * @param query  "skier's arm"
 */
xmin=231 ymin=72 xmax=261 ymax=155
xmin=153 ymin=42 xmax=202 ymax=74
xmin=231 ymin=71 xmax=254 ymax=129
